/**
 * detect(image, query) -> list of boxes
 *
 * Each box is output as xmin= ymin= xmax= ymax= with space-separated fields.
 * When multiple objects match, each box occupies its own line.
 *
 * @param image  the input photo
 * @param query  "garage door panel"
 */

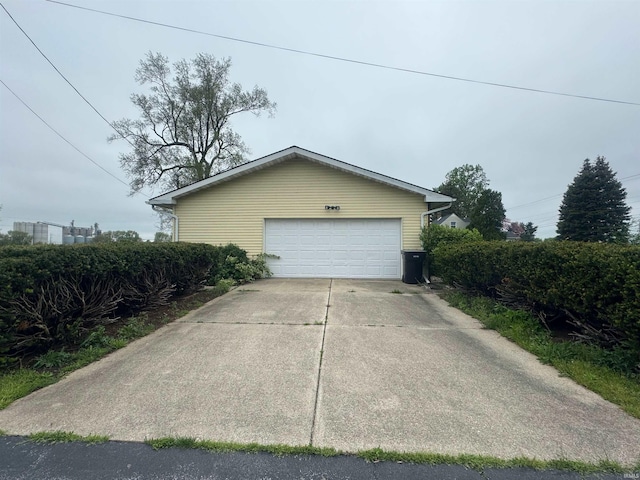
xmin=332 ymin=250 xmax=349 ymax=261
xmin=366 ymin=265 xmax=383 ymax=276
xmin=366 ymin=251 xmax=383 ymax=261
xmin=350 ymin=251 xmax=366 ymax=261
xmin=350 ymin=235 xmax=366 ymax=246
xmin=265 ymin=219 xmax=401 ymax=279
xmin=300 ymin=235 xmax=316 ymax=246
xmin=348 ymin=266 xmax=366 ymax=276
xmin=383 ymin=251 xmax=398 ymax=261
xmin=314 ymin=266 xmax=332 ymax=276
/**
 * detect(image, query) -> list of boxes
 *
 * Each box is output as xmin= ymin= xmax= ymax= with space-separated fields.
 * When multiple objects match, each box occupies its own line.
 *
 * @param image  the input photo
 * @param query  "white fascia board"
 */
xmin=147 ymin=146 xmax=454 ymax=205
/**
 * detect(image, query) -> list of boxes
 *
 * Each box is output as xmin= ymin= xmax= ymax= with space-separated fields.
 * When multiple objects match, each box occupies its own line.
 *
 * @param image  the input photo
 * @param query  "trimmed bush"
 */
xmin=0 ymin=242 xmax=216 ymax=359
xmin=434 ymin=242 xmax=640 ymax=355
xmin=420 ymin=224 xmax=483 ymax=278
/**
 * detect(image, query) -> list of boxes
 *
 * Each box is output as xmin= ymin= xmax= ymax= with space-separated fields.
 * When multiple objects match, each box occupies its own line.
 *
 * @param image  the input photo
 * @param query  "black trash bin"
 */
xmin=401 ymin=250 xmax=426 ymax=284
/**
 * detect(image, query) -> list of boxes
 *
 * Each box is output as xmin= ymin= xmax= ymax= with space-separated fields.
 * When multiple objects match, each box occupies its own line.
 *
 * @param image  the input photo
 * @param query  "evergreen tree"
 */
xmin=520 ymin=222 xmax=538 ymax=242
xmin=557 ymin=157 xmax=630 ymax=243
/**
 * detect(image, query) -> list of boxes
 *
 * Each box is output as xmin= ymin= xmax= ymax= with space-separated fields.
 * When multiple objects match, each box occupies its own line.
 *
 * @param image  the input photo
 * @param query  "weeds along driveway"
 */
xmin=0 ymin=278 xmax=639 ymax=466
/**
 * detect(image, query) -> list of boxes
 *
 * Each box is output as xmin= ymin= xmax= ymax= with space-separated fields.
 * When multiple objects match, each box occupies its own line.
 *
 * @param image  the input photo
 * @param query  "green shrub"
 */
xmin=420 ymin=224 xmax=483 ymax=277
xmin=0 ymin=241 xmax=267 ymax=362
xmin=434 ymin=242 xmax=640 ymax=358
xmin=207 ymin=245 xmax=273 ymax=285
xmin=0 ymin=242 xmax=216 ymax=360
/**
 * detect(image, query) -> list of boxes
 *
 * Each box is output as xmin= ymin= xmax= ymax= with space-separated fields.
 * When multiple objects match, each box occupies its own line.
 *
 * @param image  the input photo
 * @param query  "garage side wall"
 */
xmin=174 ymin=158 xmax=428 ymax=256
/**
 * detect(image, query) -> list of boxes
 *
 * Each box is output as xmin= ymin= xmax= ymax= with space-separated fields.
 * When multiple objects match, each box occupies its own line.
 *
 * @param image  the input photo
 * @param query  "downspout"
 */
xmin=421 ymin=202 xmax=453 ymax=229
xmin=152 ymin=206 xmax=179 ymax=242
xmin=420 ymin=201 xmax=453 ymax=283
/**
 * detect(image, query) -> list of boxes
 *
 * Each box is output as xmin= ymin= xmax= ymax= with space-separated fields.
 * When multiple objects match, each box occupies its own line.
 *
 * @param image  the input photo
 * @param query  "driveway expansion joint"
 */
xmin=310 ymin=278 xmax=332 ymax=445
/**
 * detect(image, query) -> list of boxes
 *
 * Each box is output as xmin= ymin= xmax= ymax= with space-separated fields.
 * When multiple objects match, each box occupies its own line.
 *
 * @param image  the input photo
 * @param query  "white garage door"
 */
xmin=264 ymin=219 xmax=401 ymax=278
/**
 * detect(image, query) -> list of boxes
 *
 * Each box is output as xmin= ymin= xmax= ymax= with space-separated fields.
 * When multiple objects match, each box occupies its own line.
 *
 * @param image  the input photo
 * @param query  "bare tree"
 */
xmin=110 ymin=52 xmax=276 ymax=194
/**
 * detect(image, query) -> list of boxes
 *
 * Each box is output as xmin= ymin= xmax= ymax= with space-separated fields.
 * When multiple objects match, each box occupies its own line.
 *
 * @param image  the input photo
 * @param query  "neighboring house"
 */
xmin=505 ymin=231 xmax=521 ymax=241
xmin=148 ymin=146 xmax=454 ymax=279
xmin=433 ymin=213 xmax=470 ymax=229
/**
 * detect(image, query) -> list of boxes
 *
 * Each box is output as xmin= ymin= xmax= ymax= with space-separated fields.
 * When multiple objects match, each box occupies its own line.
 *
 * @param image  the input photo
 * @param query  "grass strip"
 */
xmin=28 ymin=430 xmax=109 ymax=444
xmin=146 ymin=437 xmax=633 ymax=473
xmin=146 ymin=437 xmax=338 ymax=457
xmin=442 ymin=291 xmax=640 ymax=419
xmin=0 ymin=370 xmax=57 ymax=410
xmin=358 ymin=448 xmax=628 ymax=473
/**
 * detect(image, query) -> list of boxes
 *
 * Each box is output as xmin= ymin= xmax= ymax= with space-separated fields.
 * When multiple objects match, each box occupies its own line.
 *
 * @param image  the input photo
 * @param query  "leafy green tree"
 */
xmin=93 ymin=230 xmax=142 ymax=243
xmin=0 ymin=230 xmax=32 ymax=246
xmin=468 ymin=189 xmax=506 ymax=240
xmin=154 ymin=231 xmax=172 ymax=243
xmin=436 ymin=164 xmax=488 ymax=219
xmin=557 ymin=157 xmax=631 ymax=243
xmin=110 ymin=52 xmax=277 ymax=194
xmin=520 ymin=222 xmax=538 ymax=242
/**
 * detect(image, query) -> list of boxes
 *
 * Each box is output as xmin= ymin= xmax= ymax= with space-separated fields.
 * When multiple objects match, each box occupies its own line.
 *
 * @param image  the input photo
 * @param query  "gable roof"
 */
xmin=147 ymin=146 xmax=454 ymax=207
xmin=434 ymin=213 xmax=470 ymax=225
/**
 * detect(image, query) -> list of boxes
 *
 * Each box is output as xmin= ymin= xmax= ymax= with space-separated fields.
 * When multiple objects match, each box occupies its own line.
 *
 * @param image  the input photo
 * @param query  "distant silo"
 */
xmin=13 ymin=222 xmax=34 ymax=244
xmin=32 ymin=223 xmax=48 ymax=244
xmin=12 ymin=222 xmax=48 ymax=244
xmin=74 ymin=235 xmax=85 ymax=244
xmin=63 ymin=235 xmax=75 ymax=245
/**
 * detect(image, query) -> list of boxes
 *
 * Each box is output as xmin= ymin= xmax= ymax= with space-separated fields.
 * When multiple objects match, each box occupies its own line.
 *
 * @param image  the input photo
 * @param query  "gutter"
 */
xmin=151 ymin=206 xmax=179 ymax=242
xmin=421 ymin=202 xmax=453 ymax=229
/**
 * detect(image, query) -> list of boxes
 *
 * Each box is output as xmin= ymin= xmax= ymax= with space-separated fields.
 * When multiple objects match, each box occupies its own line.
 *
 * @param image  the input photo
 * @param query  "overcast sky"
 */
xmin=1 ymin=0 xmax=639 ymax=241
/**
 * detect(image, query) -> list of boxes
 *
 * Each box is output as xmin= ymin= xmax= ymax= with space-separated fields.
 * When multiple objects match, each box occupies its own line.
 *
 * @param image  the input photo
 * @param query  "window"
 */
xmin=450 ymin=221 xmax=457 ymax=228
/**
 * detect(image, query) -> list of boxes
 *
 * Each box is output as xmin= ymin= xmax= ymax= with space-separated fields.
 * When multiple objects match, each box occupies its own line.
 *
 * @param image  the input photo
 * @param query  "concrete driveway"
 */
xmin=1 ymin=278 xmax=639 ymax=465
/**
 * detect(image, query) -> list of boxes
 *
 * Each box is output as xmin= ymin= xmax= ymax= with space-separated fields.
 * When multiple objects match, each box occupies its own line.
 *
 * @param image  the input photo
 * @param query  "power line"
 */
xmin=1 ymin=78 xmax=134 ymax=190
xmin=1 ymin=2 xmax=155 ymax=197
xmin=46 ymin=0 xmax=640 ymax=107
xmin=0 ymin=3 xmax=129 ymax=140
xmin=507 ymin=172 xmax=640 ymax=211
xmin=507 ymin=194 xmax=563 ymax=211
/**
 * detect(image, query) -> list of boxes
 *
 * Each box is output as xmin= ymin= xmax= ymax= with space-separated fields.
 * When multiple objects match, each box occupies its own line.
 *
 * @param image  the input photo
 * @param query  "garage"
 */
xmin=148 ymin=147 xmax=455 ymax=277
xmin=265 ymin=219 xmax=401 ymax=278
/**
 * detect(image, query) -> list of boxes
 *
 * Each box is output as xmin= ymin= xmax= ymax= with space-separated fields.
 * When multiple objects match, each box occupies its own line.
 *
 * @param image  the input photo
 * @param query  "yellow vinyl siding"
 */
xmin=175 ymin=158 xmax=427 ymax=256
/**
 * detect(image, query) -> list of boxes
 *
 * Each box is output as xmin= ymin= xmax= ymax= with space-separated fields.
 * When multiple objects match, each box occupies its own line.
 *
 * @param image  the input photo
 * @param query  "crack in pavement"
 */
xmin=309 ymin=278 xmax=332 ymax=446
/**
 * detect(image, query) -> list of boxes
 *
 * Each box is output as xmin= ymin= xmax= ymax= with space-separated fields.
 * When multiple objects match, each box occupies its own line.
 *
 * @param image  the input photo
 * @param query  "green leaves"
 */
xmin=112 ymin=51 xmax=277 ymax=194
xmin=435 ymin=241 xmax=640 ymax=357
xmin=436 ymin=164 xmax=506 ymax=240
xmin=467 ymin=189 xmax=506 ymax=240
xmin=0 ymin=243 xmax=217 ymax=358
xmin=420 ymin=224 xmax=483 ymax=277
xmin=437 ymin=164 xmax=488 ymax=219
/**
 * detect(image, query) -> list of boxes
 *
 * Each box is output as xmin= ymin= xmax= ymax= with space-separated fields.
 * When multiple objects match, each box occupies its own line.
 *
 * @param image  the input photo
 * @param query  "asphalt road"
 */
xmin=0 ymin=436 xmax=629 ymax=480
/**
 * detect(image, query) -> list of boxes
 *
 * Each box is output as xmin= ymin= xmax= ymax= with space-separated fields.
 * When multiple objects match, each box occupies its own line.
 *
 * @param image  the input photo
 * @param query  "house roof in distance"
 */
xmin=147 ymin=146 xmax=455 ymax=207
xmin=433 ymin=213 xmax=470 ymax=225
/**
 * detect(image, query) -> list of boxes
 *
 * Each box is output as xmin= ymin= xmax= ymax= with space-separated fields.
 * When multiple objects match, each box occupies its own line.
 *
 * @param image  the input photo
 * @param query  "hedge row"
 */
xmin=0 ymin=241 xmax=271 ymax=362
xmin=433 ymin=242 xmax=640 ymax=352
xmin=420 ymin=224 xmax=483 ymax=278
